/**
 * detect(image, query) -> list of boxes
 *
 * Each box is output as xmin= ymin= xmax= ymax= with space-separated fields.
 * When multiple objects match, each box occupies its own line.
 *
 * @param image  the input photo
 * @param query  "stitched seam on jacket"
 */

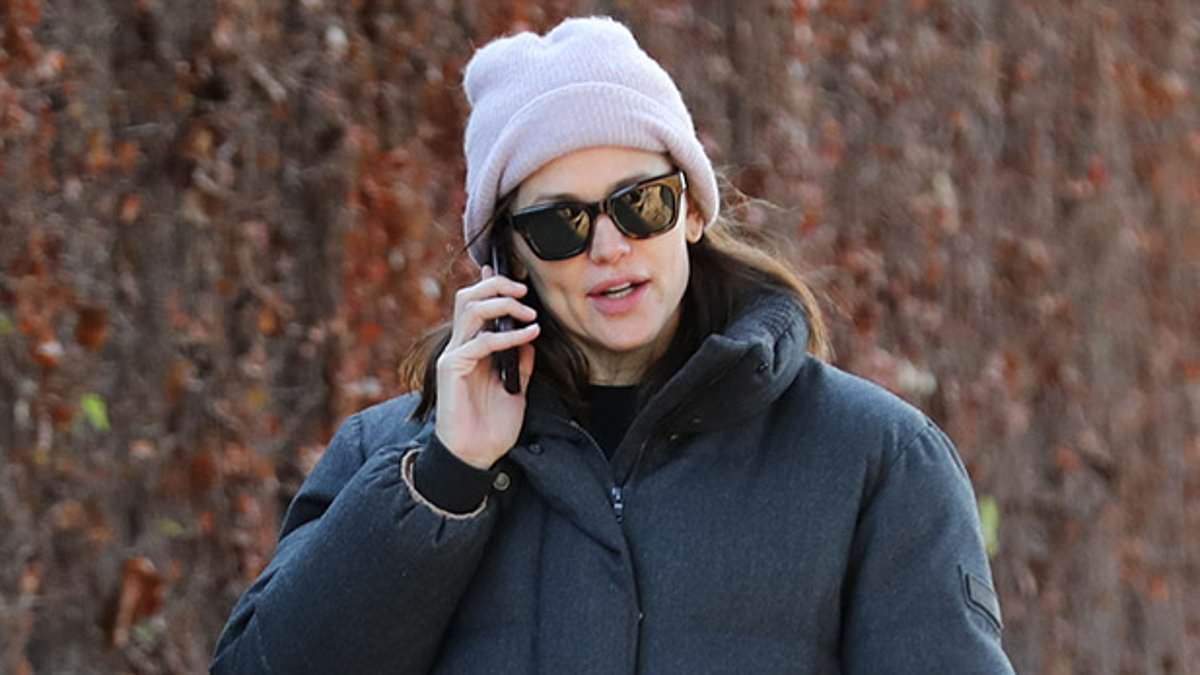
xmin=860 ymin=419 xmax=940 ymax=512
xmin=251 ymin=610 xmax=273 ymax=674
xmin=853 ymin=418 xmax=937 ymax=558
xmin=400 ymin=448 xmax=489 ymax=520
xmin=888 ymin=417 xmax=937 ymax=472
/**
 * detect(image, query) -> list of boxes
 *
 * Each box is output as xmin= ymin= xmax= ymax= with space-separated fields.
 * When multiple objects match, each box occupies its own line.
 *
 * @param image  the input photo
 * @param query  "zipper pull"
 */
xmin=610 ymin=485 xmax=625 ymax=523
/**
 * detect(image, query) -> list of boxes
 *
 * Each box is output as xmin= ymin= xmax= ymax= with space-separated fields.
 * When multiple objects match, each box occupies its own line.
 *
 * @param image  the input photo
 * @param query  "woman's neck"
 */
xmin=579 ymin=305 xmax=681 ymax=386
xmin=584 ymin=352 xmax=650 ymax=386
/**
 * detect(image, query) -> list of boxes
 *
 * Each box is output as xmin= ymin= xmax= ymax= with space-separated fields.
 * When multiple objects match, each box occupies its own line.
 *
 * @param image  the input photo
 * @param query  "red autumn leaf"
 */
xmin=54 ymin=499 xmax=87 ymax=530
xmin=184 ymin=125 xmax=215 ymax=160
xmin=164 ymin=358 xmax=193 ymax=407
xmin=84 ymin=130 xmax=113 ymax=175
xmin=115 ymin=140 xmax=141 ymax=174
xmin=110 ymin=557 xmax=163 ymax=648
xmin=3 ymin=24 xmax=39 ymax=63
xmin=257 ymin=305 xmax=279 ymax=336
xmin=1087 ymin=155 xmax=1108 ymax=189
xmin=19 ymin=562 xmax=42 ymax=596
xmin=1055 ymin=445 xmax=1082 ymax=475
xmin=13 ymin=0 xmax=43 ymax=25
xmin=1182 ymin=361 xmax=1200 ymax=382
xmin=197 ymin=510 xmax=216 ymax=536
xmin=1148 ymin=575 xmax=1170 ymax=603
xmin=358 ymin=321 xmax=384 ymax=344
xmin=119 ymin=194 xmax=142 ymax=223
xmin=49 ymin=397 xmax=74 ymax=428
xmin=189 ymin=449 xmax=220 ymax=495
xmin=75 ymin=305 xmax=109 ymax=350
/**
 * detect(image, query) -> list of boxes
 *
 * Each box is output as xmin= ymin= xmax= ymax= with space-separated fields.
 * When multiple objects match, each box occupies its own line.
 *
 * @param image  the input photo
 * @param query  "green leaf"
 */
xmin=132 ymin=619 xmax=159 ymax=647
xmin=0 ymin=311 xmax=13 ymax=336
xmin=978 ymin=495 xmax=1000 ymax=558
xmin=157 ymin=518 xmax=188 ymax=539
xmin=80 ymin=393 xmax=110 ymax=432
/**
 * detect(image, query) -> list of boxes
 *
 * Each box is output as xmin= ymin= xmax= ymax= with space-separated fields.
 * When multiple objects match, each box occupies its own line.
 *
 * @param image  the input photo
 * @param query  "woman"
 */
xmin=211 ymin=16 xmax=1015 ymax=674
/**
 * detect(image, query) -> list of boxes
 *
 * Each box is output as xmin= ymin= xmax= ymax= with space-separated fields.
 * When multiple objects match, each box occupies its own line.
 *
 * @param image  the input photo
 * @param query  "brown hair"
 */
xmin=400 ymin=192 xmax=830 ymax=422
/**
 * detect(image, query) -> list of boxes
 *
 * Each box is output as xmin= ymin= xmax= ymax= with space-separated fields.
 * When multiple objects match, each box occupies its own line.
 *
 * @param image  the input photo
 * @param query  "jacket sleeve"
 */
xmin=209 ymin=410 xmax=499 ymax=675
xmin=840 ymin=420 xmax=1016 ymax=675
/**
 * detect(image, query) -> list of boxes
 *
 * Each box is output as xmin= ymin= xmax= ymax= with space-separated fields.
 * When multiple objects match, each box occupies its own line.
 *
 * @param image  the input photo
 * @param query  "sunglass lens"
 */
xmin=520 ymin=205 xmax=590 ymax=259
xmin=612 ymin=183 xmax=678 ymax=237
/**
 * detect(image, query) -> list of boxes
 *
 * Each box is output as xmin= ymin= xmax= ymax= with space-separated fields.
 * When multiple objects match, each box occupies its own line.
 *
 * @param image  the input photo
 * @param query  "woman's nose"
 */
xmin=588 ymin=214 xmax=632 ymax=263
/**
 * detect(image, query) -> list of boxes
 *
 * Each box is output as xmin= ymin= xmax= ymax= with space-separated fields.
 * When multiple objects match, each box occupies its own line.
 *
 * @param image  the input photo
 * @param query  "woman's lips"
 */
xmin=587 ymin=280 xmax=649 ymax=315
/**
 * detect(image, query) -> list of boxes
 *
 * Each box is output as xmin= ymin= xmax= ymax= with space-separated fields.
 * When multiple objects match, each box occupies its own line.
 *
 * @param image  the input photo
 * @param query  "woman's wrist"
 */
xmin=440 ymin=435 xmax=495 ymax=470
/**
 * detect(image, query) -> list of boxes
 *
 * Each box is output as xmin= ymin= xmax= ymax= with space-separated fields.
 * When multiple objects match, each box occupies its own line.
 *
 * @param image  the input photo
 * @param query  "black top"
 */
xmin=580 ymin=384 xmax=638 ymax=460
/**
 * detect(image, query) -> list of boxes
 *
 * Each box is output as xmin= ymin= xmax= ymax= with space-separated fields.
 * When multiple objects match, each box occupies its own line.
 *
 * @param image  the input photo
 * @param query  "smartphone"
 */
xmin=490 ymin=242 xmax=521 ymax=394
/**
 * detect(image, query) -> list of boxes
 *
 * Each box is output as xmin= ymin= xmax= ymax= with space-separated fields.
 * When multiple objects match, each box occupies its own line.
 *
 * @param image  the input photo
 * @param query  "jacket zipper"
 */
xmin=610 ymin=485 xmax=624 ymax=523
xmin=567 ymin=420 xmax=633 ymax=524
xmin=565 ymin=421 xmax=642 ymax=670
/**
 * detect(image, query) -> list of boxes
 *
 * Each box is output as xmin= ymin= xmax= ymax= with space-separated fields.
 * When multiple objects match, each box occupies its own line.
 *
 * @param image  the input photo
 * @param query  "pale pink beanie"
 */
xmin=462 ymin=16 xmax=720 ymax=265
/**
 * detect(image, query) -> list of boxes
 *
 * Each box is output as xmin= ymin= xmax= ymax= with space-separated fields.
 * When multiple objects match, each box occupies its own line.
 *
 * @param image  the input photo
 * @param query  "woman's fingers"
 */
xmin=448 ymin=273 xmax=530 ymax=346
xmin=449 ymin=323 xmax=541 ymax=364
xmin=453 ymin=275 xmax=527 ymax=316
xmin=466 ymin=296 xmax=538 ymax=325
xmin=448 ymin=296 xmax=537 ymax=347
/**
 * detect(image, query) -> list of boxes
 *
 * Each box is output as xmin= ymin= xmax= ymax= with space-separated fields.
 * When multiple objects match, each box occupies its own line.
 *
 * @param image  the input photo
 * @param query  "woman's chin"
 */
xmin=583 ymin=324 xmax=668 ymax=361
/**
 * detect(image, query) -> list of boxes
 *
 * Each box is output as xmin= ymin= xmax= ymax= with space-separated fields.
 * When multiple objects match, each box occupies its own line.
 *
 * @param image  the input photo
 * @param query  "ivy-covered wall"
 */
xmin=1 ymin=1 xmax=1197 ymax=672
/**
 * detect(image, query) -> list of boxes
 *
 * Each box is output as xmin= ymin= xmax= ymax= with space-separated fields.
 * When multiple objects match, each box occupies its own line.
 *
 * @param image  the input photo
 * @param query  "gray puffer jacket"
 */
xmin=211 ymin=293 xmax=1016 ymax=674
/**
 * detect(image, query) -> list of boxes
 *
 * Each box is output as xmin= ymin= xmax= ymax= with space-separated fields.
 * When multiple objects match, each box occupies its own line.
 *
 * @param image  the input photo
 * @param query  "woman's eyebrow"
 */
xmin=529 ymin=171 xmax=658 ymax=205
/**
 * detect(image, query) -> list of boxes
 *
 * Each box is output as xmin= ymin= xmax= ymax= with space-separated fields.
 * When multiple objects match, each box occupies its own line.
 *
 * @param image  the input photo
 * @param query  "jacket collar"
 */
xmin=643 ymin=291 xmax=810 ymax=434
xmin=522 ymin=291 xmax=811 ymax=439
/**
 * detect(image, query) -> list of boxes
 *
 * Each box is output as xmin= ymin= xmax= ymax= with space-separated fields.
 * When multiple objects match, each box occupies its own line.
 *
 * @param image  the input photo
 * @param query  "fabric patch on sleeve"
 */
xmin=961 ymin=566 xmax=1003 ymax=631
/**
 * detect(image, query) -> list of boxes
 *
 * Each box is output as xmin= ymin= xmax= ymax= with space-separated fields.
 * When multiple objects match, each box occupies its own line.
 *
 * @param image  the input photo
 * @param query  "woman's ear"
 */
xmin=685 ymin=209 xmax=705 ymax=244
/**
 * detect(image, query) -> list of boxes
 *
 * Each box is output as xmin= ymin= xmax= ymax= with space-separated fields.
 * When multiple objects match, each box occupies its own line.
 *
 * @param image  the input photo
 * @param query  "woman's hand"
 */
xmin=434 ymin=265 xmax=539 ymax=469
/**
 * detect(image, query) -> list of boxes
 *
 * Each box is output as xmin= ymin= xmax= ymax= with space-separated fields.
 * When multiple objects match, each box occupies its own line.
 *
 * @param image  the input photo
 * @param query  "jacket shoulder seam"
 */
xmin=883 ymin=416 xmax=936 ymax=472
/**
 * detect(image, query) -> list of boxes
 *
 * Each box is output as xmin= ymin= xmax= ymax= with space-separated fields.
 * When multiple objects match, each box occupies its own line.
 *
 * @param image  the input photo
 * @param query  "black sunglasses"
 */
xmin=505 ymin=170 xmax=687 ymax=261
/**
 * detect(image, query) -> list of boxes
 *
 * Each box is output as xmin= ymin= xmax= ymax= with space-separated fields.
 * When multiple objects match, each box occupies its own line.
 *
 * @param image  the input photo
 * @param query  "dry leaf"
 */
xmin=110 ymin=557 xmax=163 ymax=648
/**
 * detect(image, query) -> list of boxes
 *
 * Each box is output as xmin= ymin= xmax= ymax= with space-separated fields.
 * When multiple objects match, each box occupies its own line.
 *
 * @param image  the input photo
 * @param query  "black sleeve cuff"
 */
xmin=411 ymin=434 xmax=493 ymax=515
